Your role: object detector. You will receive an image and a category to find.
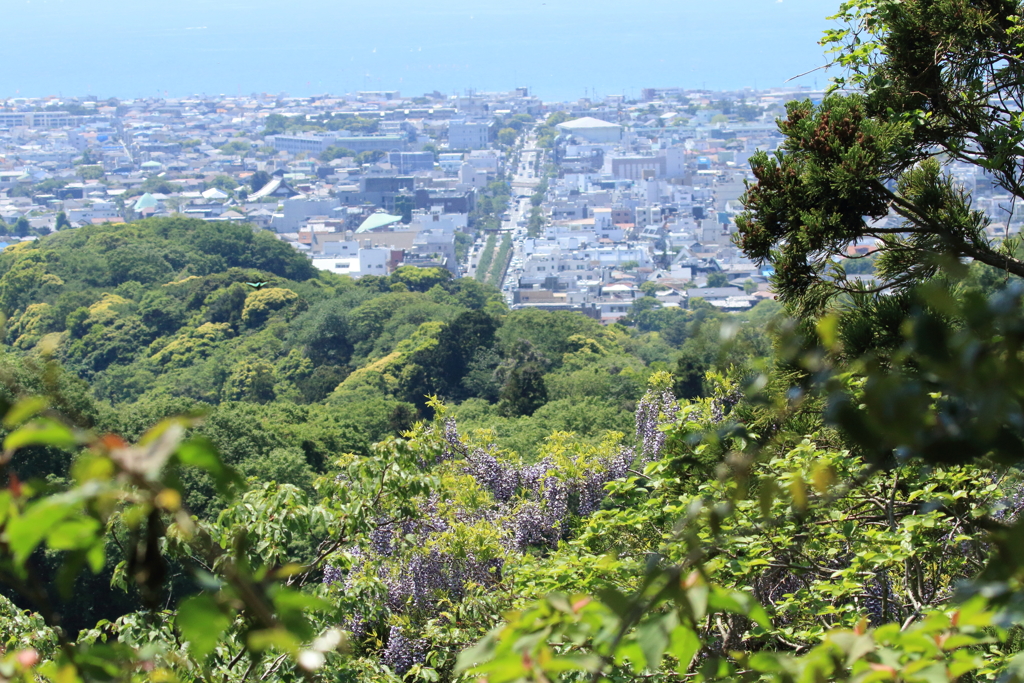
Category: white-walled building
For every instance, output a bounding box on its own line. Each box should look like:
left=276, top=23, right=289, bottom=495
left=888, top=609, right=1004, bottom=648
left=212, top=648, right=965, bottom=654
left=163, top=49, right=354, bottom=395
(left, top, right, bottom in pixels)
left=408, top=210, right=468, bottom=232
left=464, top=150, right=500, bottom=171
left=608, top=156, right=667, bottom=180
left=274, top=196, right=340, bottom=232
left=311, top=242, right=390, bottom=277
left=68, top=202, right=120, bottom=225
left=439, top=153, right=464, bottom=173
left=591, top=208, right=626, bottom=241
left=448, top=120, right=493, bottom=149
left=657, top=146, right=687, bottom=177
left=555, top=117, right=623, bottom=143
left=635, top=205, right=665, bottom=230
left=457, top=163, right=488, bottom=189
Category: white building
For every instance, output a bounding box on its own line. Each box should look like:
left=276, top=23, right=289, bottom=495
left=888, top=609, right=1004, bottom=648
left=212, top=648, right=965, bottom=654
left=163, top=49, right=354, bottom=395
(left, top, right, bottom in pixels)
left=68, top=202, right=120, bottom=225
left=591, top=208, right=626, bottom=241
left=0, top=112, right=84, bottom=129
left=608, top=156, right=667, bottom=180
left=635, top=206, right=665, bottom=230
left=311, top=242, right=390, bottom=277
left=265, top=133, right=338, bottom=156
left=439, top=153, right=464, bottom=173
left=555, top=117, right=623, bottom=143
left=268, top=133, right=407, bottom=155
left=457, top=162, right=488, bottom=189
left=408, top=210, right=468, bottom=232
left=274, top=196, right=340, bottom=232
left=464, top=150, right=500, bottom=171
left=448, top=120, right=493, bottom=150
left=578, top=283, right=643, bottom=324
left=657, top=146, right=687, bottom=177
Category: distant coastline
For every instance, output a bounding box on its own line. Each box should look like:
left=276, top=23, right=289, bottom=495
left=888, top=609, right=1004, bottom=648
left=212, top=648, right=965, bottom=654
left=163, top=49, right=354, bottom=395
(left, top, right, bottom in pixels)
left=1, top=0, right=832, bottom=101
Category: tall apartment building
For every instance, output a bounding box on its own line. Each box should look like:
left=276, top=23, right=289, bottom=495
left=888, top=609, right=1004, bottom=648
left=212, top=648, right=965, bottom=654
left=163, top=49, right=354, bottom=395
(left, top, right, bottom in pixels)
left=0, top=112, right=86, bottom=129
left=609, top=156, right=667, bottom=180
left=447, top=120, right=492, bottom=150
left=387, top=151, right=435, bottom=172
left=268, top=133, right=407, bottom=155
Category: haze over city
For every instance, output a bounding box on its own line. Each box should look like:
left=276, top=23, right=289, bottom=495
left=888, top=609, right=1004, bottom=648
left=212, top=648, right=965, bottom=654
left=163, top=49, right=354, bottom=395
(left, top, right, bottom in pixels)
left=3, top=0, right=834, bottom=99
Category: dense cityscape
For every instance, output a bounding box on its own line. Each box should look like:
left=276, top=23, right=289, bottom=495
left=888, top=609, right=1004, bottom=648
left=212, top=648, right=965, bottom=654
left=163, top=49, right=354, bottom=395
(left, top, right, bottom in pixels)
left=5, top=85, right=1018, bottom=321
left=1, top=86, right=839, bottom=318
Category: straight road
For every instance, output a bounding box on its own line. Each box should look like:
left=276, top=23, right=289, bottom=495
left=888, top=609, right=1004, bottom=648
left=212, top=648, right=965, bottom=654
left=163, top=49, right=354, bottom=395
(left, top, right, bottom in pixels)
left=499, top=131, right=544, bottom=304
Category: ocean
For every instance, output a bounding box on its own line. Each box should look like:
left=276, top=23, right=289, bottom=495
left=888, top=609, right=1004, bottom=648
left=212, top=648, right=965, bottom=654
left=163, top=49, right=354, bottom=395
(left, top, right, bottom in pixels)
left=2, top=0, right=836, bottom=100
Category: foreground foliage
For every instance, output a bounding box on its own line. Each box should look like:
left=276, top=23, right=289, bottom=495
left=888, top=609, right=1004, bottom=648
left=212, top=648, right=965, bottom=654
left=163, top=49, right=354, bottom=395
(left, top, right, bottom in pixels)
left=457, top=1, right=1024, bottom=682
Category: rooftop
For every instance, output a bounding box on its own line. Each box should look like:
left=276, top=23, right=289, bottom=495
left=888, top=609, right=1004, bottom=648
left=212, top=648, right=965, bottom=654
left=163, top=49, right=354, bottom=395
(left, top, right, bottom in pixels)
left=356, top=212, right=403, bottom=233
left=556, top=117, right=622, bottom=130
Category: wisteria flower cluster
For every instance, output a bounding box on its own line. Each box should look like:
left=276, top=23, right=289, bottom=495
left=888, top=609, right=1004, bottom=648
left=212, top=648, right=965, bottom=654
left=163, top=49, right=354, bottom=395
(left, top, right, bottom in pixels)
left=635, top=389, right=680, bottom=462
left=327, top=387, right=682, bottom=670
left=710, top=386, right=743, bottom=423
left=381, top=626, right=425, bottom=675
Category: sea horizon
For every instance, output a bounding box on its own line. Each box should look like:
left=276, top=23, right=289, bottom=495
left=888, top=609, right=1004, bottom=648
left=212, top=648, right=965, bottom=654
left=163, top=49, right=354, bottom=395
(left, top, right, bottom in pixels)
left=2, top=0, right=836, bottom=102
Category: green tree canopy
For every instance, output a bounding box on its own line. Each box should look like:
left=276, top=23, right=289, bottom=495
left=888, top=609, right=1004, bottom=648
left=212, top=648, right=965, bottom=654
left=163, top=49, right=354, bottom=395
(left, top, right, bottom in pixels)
left=497, top=127, right=519, bottom=146
left=206, top=174, right=239, bottom=192
left=319, top=146, right=356, bottom=163
left=248, top=170, right=272, bottom=192
left=13, top=216, right=30, bottom=238
left=737, top=0, right=1024, bottom=317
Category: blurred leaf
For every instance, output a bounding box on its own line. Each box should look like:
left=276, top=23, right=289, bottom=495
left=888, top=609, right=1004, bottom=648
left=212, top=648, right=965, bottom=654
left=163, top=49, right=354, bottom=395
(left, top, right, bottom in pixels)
left=790, top=474, right=808, bottom=514
left=3, top=397, right=48, bottom=430
left=175, top=437, right=242, bottom=498
left=46, top=517, right=101, bottom=551
left=635, top=615, right=671, bottom=673
left=248, top=628, right=300, bottom=655
left=110, top=421, right=184, bottom=478
left=4, top=419, right=79, bottom=452
left=7, top=499, right=76, bottom=565
left=669, top=624, right=700, bottom=674
left=176, top=594, right=231, bottom=661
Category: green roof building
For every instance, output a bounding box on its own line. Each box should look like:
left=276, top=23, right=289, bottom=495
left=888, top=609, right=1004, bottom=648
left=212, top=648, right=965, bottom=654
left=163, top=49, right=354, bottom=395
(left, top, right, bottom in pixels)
left=356, top=212, right=403, bottom=233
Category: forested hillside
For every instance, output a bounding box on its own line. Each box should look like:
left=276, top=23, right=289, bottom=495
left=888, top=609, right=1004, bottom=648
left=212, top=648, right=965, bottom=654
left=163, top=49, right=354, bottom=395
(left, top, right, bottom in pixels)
left=0, top=216, right=778, bottom=643
left=0, top=217, right=772, bottom=477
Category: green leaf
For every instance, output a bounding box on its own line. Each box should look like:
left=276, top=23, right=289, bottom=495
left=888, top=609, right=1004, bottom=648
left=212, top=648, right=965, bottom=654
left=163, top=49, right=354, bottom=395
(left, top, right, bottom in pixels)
left=616, top=641, right=647, bottom=674
left=269, top=588, right=330, bottom=642
left=686, top=581, right=709, bottom=621
left=947, top=656, right=983, bottom=679
left=708, top=588, right=770, bottom=627
left=903, top=661, right=949, bottom=683
left=471, top=652, right=527, bottom=683
left=596, top=586, right=633, bottom=619
left=0, top=490, right=12, bottom=527
left=748, top=651, right=785, bottom=674
left=3, top=397, right=48, bottom=429
left=546, top=594, right=573, bottom=614
left=544, top=654, right=602, bottom=673
left=177, top=594, right=231, bottom=661
left=456, top=630, right=498, bottom=673
left=7, top=500, right=77, bottom=566
left=46, top=517, right=102, bottom=550
left=86, top=540, right=105, bottom=573
left=4, top=418, right=79, bottom=452
left=176, top=437, right=242, bottom=498
left=669, top=624, right=701, bottom=674
left=991, top=651, right=1024, bottom=683
left=248, top=628, right=301, bottom=654
left=635, top=615, right=671, bottom=672
left=272, top=587, right=332, bottom=614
